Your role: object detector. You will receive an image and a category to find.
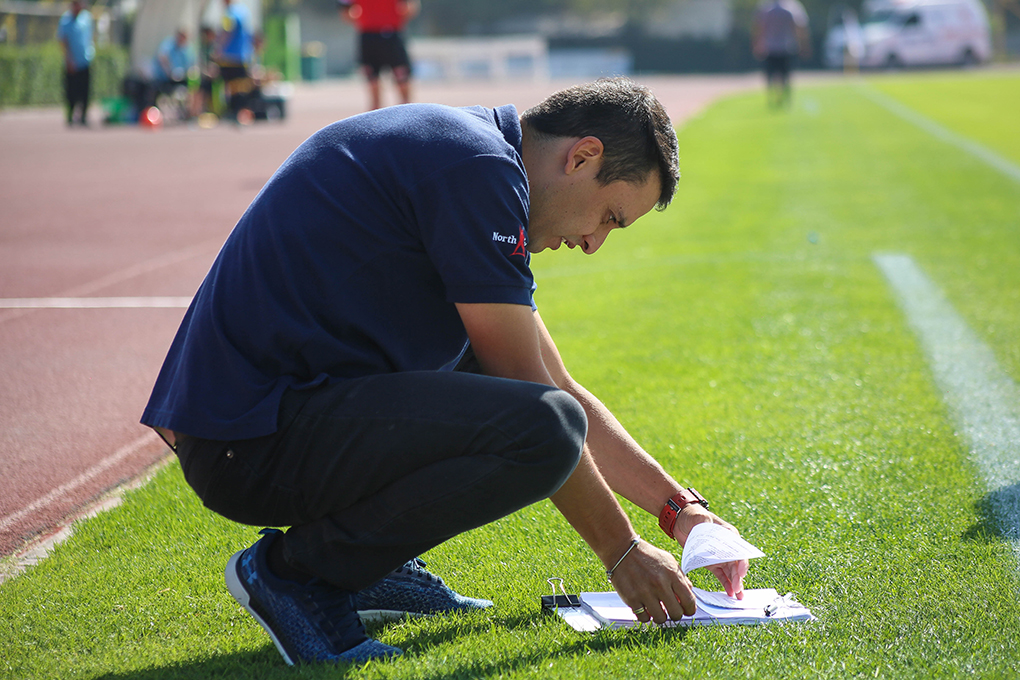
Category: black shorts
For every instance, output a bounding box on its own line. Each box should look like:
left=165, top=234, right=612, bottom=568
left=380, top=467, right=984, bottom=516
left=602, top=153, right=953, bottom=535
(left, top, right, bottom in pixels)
left=359, top=31, right=411, bottom=80
left=764, top=54, right=793, bottom=80
left=218, top=63, right=249, bottom=84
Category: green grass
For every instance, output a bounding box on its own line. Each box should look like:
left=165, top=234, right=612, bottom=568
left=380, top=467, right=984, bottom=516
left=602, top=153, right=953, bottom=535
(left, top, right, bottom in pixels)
left=3, top=71, right=1020, bottom=679
left=869, top=70, right=1020, bottom=165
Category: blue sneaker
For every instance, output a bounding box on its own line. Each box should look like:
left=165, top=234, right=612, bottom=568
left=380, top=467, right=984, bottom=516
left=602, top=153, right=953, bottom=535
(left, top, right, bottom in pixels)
left=225, top=530, right=401, bottom=665
left=355, top=557, right=494, bottom=623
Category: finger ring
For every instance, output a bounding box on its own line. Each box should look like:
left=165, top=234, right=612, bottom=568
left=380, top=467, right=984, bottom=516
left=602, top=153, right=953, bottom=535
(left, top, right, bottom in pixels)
left=633, top=606, right=646, bottom=615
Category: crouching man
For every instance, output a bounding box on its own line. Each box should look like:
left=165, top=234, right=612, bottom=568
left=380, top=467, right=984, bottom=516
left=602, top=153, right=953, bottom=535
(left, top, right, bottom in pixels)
left=142, top=77, right=748, bottom=664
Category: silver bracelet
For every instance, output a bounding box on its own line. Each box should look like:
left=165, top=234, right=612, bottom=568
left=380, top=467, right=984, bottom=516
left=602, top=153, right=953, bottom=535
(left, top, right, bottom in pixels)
left=606, top=536, right=641, bottom=581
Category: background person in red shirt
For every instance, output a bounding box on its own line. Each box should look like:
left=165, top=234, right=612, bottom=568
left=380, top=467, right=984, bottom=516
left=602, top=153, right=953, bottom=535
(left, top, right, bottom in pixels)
left=339, top=0, right=420, bottom=110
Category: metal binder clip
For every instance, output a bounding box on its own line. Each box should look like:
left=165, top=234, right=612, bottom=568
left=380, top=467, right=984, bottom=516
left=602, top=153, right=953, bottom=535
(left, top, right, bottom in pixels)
left=540, top=577, right=580, bottom=612
left=764, top=592, right=798, bottom=617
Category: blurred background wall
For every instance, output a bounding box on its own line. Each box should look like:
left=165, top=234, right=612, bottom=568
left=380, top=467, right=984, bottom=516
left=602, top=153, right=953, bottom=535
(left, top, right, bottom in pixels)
left=1, top=0, right=1018, bottom=93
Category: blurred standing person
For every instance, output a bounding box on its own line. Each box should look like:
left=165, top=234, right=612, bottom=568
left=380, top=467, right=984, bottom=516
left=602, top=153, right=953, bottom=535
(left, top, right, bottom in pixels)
left=57, top=0, right=95, bottom=127
left=338, top=0, right=419, bottom=110
left=216, top=0, right=254, bottom=117
left=840, top=8, right=864, bottom=74
left=193, top=26, right=220, bottom=116
left=752, top=0, right=810, bottom=108
left=153, top=28, right=195, bottom=88
left=151, top=28, right=196, bottom=121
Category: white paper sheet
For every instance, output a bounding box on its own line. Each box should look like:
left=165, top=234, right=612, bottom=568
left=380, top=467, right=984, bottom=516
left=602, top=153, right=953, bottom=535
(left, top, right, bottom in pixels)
left=547, top=524, right=815, bottom=631
left=679, top=522, right=765, bottom=575
left=693, top=586, right=778, bottom=610
left=576, top=589, right=814, bottom=628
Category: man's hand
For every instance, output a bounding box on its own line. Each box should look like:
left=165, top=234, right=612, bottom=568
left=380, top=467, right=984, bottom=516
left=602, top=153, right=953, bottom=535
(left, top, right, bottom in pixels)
left=609, top=540, right=696, bottom=624
left=672, top=503, right=749, bottom=599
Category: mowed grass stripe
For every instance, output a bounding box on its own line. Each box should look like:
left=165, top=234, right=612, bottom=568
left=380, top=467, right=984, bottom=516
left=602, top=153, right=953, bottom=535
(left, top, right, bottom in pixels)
left=2, top=77, right=1020, bottom=678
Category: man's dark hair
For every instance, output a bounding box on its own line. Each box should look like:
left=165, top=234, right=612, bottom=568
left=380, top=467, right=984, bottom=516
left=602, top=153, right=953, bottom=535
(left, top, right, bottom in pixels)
left=521, top=77, right=680, bottom=210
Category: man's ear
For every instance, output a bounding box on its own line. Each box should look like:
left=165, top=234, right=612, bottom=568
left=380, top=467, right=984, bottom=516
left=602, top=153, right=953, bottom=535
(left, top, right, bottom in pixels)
left=564, top=136, right=604, bottom=176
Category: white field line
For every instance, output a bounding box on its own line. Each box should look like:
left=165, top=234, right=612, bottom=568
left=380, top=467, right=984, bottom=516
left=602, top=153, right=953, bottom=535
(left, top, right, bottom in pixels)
left=0, top=238, right=219, bottom=324
left=859, top=86, right=1020, bottom=185
left=0, top=431, right=161, bottom=535
left=0, top=297, right=193, bottom=309
left=874, top=254, right=1020, bottom=557
left=0, top=450, right=172, bottom=585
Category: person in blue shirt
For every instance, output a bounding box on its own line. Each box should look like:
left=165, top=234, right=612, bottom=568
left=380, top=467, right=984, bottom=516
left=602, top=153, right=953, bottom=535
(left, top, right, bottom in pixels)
left=142, top=78, right=748, bottom=665
left=56, top=0, right=95, bottom=127
left=215, top=0, right=254, bottom=115
left=153, top=28, right=195, bottom=85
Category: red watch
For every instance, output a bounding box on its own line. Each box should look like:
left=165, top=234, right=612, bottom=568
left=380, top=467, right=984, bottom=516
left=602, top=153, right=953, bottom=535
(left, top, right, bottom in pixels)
left=658, top=488, right=709, bottom=539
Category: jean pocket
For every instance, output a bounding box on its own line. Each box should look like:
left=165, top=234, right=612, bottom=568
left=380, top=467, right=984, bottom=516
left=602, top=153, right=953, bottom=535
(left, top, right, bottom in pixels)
left=178, top=438, right=232, bottom=502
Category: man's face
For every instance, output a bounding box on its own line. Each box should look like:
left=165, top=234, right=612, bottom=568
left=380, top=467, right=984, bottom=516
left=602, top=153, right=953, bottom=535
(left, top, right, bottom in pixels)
left=527, top=167, right=660, bottom=255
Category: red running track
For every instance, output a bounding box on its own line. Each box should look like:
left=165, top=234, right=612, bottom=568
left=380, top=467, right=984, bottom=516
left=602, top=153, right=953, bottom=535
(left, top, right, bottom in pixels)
left=0, top=74, right=760, bottom=561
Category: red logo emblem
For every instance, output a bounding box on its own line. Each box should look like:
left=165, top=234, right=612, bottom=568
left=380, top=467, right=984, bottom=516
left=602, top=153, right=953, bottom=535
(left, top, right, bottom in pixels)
left=510, top=226, right=528, bottom=258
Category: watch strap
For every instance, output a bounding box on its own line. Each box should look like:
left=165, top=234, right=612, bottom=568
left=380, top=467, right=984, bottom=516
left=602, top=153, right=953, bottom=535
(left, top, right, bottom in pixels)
left=658, top=488, right=709, bottom=539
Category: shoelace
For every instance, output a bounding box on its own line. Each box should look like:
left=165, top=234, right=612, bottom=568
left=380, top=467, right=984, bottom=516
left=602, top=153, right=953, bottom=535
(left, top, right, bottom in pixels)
left=301, top=579, right=365, bottom=649
left=395, top=557, right=444, bottom=584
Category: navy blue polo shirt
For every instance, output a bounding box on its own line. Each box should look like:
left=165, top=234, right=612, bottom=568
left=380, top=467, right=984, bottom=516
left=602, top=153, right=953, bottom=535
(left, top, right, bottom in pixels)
left=142, top=103, right=533, bottom=441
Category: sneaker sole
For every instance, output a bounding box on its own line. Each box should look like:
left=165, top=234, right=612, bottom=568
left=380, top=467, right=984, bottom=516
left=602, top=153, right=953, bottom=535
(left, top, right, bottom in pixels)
left=357, top=608, right=423, bottom=625
left=225, top=550, right=296, bottom=666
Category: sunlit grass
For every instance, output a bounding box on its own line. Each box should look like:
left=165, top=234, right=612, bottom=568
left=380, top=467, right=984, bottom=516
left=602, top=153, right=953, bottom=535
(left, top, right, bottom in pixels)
left=869, top=69, right=1020, bottom=165
left=2, top=71, right=1019, bottom=679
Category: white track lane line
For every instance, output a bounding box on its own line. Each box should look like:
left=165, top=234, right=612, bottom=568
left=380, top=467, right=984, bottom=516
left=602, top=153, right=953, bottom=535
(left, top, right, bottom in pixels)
left=874, top=254, right=1020, bottom=557
left=0, top=239, right=219, bottom=324
left=0, top=297, right=193, bottom=309
left=0, top=431, right=161, bottom=534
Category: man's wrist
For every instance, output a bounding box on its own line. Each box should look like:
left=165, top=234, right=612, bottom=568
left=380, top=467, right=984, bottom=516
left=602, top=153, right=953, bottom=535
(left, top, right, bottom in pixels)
left=605, top=535, right=641, bottom=581
left=657, top=488, right=709, bottom=540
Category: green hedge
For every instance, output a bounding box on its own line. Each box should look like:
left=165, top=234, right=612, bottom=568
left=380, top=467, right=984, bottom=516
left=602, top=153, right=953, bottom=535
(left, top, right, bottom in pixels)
left=0, top=42, right=128, bottom=108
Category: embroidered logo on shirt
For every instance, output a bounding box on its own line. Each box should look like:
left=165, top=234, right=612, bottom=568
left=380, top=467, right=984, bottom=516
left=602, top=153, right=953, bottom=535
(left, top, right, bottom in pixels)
left=510, top=226, right=528, bottom=257
left=493, top=226, right=528, bottom=258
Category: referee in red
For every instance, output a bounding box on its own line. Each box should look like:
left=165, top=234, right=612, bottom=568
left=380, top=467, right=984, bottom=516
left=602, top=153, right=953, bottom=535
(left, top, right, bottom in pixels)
left=339, top=0, right=419, bottom=110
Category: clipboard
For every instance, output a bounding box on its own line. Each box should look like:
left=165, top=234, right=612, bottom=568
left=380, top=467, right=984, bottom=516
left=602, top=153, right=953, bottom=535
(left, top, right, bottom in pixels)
left=541, top=577, right=814, bottom=631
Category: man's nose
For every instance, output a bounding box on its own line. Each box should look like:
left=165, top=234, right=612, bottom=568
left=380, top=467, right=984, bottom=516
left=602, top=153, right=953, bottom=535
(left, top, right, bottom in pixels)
left=581, top=229, right=608, bottom=255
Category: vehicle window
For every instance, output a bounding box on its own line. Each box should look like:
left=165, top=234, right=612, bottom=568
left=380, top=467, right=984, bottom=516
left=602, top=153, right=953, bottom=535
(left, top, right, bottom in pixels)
left=863, top=10, right=904, bottom=27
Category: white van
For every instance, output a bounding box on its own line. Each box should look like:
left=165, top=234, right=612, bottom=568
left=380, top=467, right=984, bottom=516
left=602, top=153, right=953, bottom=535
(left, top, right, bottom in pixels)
left=825, top=0, right=991, bottom=69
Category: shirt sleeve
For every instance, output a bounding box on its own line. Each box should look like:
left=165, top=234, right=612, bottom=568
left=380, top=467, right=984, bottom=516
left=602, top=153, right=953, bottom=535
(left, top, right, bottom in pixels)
left=410, top=153, right=534, bottom=307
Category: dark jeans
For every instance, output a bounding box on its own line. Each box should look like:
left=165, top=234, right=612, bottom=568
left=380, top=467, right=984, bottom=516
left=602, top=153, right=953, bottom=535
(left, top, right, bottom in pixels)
left=64, top=66, right=90, bottom=124
left=175, top=368, right=586, bottom=591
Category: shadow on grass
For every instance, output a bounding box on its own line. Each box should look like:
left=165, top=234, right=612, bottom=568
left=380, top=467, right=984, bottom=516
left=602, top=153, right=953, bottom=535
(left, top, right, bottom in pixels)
left=91, top=612, right=688, bottom=680
left=92, top=649, right=302, bottom=680
left=962, top=482, right=1020, bottom=544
